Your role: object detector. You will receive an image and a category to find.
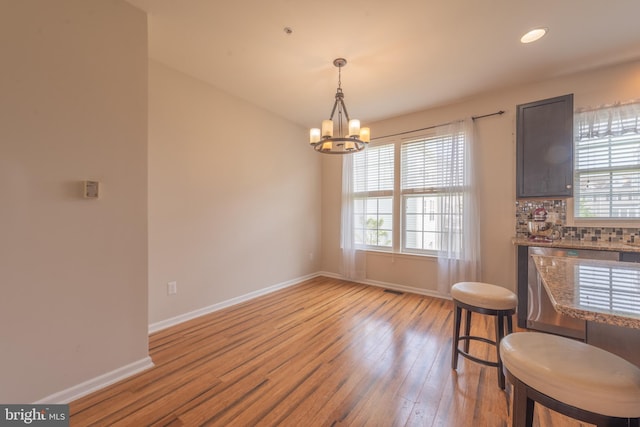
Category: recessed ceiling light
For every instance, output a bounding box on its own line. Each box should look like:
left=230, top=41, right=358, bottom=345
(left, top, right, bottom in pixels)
left=520, top=28, right=548, bottom=44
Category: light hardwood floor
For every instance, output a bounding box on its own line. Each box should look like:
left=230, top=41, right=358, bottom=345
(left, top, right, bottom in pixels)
left=70, top=276, right=591, bottom=426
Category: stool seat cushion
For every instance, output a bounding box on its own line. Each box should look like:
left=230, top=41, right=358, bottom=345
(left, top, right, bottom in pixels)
left=451, top=282, right=517, bottom=310
left=500, top=332, right=640, bottom=418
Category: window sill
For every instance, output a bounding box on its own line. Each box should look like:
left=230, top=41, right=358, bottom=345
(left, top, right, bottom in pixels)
left=568, top=218, right=640, bottom=228
left=355, top=248, right=438, bottom=261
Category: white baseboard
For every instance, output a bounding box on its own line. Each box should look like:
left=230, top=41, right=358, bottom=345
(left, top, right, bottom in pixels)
left=148, top=272, right=320, bottom=334
left=34, top=356, right=154, bottom=404
left=315, top=270, right=450, bottom=300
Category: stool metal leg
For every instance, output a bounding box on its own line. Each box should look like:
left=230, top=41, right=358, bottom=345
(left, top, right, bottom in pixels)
left=464, top=309, right=472, bottom=353
left=511, top=377, right=535, bottom=427
left=496, top=314, right=506, bottom=389
left=452, top=303, right=462, bottom=369
left=451, top=299, right=516, bottom=389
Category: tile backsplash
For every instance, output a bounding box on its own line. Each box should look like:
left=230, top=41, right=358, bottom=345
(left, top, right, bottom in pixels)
left=515, top=199, right=640, bottom=242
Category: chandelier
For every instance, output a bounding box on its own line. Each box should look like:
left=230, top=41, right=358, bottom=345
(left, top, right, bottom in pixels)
left=309, top=58, right=370, bottom=154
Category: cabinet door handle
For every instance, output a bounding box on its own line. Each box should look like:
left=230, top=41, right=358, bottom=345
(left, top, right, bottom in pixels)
left=566, top=184, right=572, bottom=189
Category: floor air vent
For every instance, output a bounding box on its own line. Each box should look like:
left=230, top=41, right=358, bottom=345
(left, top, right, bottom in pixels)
left=383, top=289, right=404, bottom=296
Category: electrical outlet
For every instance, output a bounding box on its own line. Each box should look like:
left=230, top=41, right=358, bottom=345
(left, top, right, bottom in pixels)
left=83, top=180, right=100, bottom=199
left=167, top=281, right=177, bottom=295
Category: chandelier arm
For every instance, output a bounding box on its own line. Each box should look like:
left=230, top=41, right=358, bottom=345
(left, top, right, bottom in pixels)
left=329, top=98, right=339, bottom=121
left=339, top=97, right=351, bottom=122
left=312, top=137, right=366, bottom=154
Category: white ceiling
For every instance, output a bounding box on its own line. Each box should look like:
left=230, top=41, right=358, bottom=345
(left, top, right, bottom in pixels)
left=126, top=0, right=640, bottom=128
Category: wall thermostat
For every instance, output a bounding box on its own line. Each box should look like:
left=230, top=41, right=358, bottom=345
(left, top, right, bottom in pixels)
left=83, top=180, right=100, bottom=199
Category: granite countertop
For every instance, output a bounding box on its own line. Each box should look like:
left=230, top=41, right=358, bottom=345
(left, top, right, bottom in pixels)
left=512, top=236, right=640, bottom=253
left=531, top=255, right=640, bottom=329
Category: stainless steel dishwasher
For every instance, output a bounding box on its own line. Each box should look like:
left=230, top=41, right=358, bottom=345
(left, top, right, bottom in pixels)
left=527, top=246, right=620, bottom=339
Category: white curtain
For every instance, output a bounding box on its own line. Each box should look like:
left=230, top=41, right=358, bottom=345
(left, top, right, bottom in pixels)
left=575, top=101, right=640, bottom=140
left=340, top=155, right=365, bottom=280
left=437, top=119, right=481, bottom=294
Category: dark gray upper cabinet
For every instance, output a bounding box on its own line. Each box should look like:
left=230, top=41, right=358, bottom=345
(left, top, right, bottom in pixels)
left=516, top=94, right=574, bottom=198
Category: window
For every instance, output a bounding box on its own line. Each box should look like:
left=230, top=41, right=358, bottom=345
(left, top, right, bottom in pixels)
left=401, top=133, right=465, bottom=254
left=350, top=123, right=467, bottom=256
left=352, top=144, right=394, bottom=248
left=574, top=103, right=640, bottom=219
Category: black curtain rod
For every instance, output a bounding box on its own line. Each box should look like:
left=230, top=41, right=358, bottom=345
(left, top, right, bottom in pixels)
left=371, top=110, right=505, bottom=140
left=471, top=110, right=505, bottom=121
left=371, top=123, right=451, bottom=140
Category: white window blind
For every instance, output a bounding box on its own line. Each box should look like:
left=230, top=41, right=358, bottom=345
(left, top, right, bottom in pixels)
left=575, top=103, right=640, bottom=219
left=401, top=133, right=464, bottom=253
left=353, top=144, right=394, bottom=248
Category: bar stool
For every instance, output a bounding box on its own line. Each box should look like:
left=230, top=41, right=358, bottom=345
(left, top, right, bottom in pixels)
left=451, top=281, right=517, bottom=389
left=501, top=332, right=640, bottom=427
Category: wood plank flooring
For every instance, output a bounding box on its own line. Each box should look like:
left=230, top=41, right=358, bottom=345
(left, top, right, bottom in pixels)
left=70, top=276, right=592, bottom=426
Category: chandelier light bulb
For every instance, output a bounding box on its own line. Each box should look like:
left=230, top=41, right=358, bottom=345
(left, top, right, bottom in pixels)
left=322, top=120, right=333, bottom=138
left=348, top=119, right=360, bottom=137
left=359, top=127, right=370, bottom=143
left=310, top=128, right=321, bottom=144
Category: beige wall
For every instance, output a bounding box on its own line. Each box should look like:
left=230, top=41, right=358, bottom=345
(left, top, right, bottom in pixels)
left=148, top=61, right=322, bottom=324
left=321, top=60, right=640, bottom=294
left=0, top=1, right=148, bottom=403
